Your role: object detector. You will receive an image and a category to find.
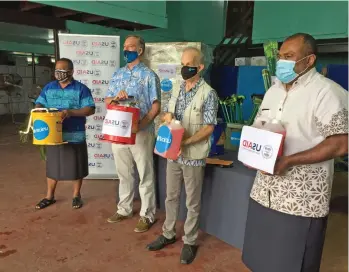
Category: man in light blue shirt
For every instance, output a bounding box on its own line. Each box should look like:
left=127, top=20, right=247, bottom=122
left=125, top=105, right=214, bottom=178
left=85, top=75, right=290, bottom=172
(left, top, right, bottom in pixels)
left=105, top=35, right=160, bottom=233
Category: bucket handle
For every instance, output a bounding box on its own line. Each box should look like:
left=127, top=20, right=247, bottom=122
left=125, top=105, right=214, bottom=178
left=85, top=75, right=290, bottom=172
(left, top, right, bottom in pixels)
left=110, top=96, right=135, bottom=105
left=31, top=107, right=59, bottom=113
left=19, top=114, right=33, bottom=135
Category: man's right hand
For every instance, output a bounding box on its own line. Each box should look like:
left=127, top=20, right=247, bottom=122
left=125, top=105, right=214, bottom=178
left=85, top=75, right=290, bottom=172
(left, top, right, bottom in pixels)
left=163, top=112, right=174, bottom=124
left=115, top=90, right=128, bottom=100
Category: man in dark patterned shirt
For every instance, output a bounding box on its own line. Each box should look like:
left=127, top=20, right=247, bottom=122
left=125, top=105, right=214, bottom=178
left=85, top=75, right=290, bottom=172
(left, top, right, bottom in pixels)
left=147, top=47, right=219, bottom=264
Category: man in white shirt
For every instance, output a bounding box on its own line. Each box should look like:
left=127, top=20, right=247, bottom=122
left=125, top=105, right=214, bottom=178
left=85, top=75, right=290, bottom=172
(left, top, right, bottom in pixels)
left=242, top=33, right=348, bottom=272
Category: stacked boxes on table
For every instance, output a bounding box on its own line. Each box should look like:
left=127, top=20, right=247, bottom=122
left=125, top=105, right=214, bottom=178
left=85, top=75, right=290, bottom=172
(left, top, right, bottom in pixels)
left=143, top=42, right=213, bottom=133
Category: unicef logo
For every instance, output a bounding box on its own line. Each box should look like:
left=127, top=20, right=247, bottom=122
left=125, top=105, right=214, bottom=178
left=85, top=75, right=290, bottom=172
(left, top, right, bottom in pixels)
left=230, top=131, right=241, bottom=147
left=160, top=79, right=173, bottom=92
left=33, top=120, right=49, bottom=140
left=155, top=126, right=172, bottom=153
left=262, top=145, right=273, bottom=159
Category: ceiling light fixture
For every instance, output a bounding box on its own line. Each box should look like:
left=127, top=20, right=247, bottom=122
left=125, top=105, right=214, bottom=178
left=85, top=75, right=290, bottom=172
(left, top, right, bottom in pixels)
left=48, top=39, right=55, bottom=44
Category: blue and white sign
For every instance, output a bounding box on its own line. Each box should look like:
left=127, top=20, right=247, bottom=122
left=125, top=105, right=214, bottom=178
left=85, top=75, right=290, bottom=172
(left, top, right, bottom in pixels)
left=33, top=120, right=50, bottom=140
left=230, top=131, right=241, bottom=146
left=155, top=125, right=172, bottom=153
left=160, top=78, right=173, bottom=92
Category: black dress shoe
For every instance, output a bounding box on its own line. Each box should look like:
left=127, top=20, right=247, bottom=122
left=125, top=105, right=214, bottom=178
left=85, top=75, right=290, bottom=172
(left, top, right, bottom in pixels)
left=146, top=235, right=176, bottom=251
left=180, top=244, right=198, bottom=264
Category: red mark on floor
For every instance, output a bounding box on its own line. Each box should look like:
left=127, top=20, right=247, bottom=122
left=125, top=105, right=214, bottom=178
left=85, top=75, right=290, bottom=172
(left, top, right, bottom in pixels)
left=155, top=251, right=167, bottom=258
left=76, top=215, right=87, bottom=224
left=104, top=238, right=111, bottom=242
left=30, top=216, right=42, bottom=222
left=98, top=209, right=110, bottom=218
left=137, top=235, right=148, bottom=241
left=154, top=251, right=180, bottom=258
left=0, top=232, right=12, bottom=235
left=0, top=249, right=17, bottom=258
left=57, top=257, right=68, bottom=263
left=0, top=245, right=7, bottom=249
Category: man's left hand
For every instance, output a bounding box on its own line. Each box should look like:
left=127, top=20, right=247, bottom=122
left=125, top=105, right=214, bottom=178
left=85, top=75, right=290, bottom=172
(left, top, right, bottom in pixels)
left=61, top=109, right=71, bottom=119
left=181, top=137, right=192, bottom=147
left=273, top=156, right=291, bottom=175
left=131, top=125, right=139, bottom=134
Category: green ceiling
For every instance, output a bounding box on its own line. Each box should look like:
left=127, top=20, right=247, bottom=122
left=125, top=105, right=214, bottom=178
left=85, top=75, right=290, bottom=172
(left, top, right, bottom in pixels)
left=0, top=22, right=54, bottom=54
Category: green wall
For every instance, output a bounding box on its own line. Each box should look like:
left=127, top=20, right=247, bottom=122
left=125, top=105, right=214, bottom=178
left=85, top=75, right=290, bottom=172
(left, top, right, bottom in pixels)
left=252, top=1, right=348, bottom=44
left=65, top=1, right=226, bottom=46
left=65, top=0, right=226, bottom=66
left=30, top=0, right=168, bottom=28
left=0, top=1, right=226, bottom=58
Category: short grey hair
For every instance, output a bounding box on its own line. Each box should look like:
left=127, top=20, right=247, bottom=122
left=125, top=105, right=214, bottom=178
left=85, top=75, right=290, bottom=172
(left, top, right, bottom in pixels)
left=125, top=34, right=145, bottom=56
left=183, top=47, right=205, bottom=66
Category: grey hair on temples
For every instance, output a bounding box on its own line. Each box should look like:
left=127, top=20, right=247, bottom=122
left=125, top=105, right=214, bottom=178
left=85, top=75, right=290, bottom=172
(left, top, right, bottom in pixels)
left=125, top=34, right=145, bottom=56
left=183, top=47, right=205, bottom=66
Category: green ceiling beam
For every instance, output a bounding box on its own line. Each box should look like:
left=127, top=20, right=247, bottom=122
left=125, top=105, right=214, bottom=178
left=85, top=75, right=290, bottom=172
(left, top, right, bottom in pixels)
left=0, top=40, right=54, bottom=55
left=30, top=0, right=168, bottom=29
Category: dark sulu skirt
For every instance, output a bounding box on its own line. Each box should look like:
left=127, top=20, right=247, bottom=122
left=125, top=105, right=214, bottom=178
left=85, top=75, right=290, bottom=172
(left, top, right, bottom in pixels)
left=242, top=198, right=328, bottom=272
left=46, top=142, right=89, bottom=181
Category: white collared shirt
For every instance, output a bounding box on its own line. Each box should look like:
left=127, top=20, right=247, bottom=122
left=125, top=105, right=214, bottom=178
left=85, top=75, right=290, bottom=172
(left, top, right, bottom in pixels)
left=250, top=68, right=348, bottom=218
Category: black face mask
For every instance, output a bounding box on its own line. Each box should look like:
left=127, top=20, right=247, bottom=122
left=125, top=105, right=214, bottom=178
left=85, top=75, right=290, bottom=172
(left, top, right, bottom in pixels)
left=181, top=66, right=198, bottom=80
left=55, top=70, right=72, bottom=82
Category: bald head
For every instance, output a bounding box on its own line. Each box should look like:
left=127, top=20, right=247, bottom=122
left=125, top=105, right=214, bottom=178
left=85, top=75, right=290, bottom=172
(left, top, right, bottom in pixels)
left=278, top=33, right=317, bottom=73
left=182, top=47, right=205, bottom=66
left=284, top=33, right=318, bottom=56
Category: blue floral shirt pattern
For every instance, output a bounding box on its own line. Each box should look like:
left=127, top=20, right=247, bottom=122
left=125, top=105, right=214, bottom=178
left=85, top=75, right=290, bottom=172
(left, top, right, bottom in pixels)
left=106, top=62, right=160, bottom=133
left=163, top=78, right=219, bottom=166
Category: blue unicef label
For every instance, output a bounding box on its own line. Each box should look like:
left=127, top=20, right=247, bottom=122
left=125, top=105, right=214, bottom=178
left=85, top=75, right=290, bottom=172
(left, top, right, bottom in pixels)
left=155, top=125, right=172, bottom=153
left=160, top=79, right=173, bottom=92
left=33, top=120, right=50, bottom=140
left=230, top=131, right=241, bottom=146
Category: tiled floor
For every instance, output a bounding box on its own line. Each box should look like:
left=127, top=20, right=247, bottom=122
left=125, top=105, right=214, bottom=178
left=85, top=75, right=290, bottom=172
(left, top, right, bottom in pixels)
left=0, top=121, right=347, bottom=272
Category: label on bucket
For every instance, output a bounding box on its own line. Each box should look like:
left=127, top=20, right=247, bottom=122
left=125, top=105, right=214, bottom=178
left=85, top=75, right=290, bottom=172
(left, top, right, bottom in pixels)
left=102, top=110, right=133, bottom=137
left=33, top=120, right=50, bottom=140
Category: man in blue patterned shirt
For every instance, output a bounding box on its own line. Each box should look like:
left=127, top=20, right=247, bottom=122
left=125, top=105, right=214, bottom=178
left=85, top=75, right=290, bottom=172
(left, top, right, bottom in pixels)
left=147, top=47, right=219, bottom=264
left=35, top=58, right=95, bottom=210
left=105, top=35, right=160, bottom=233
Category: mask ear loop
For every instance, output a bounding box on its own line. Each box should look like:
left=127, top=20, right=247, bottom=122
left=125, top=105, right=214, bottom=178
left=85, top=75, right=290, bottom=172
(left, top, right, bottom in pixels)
left=295, top=54, right=314, bottom=77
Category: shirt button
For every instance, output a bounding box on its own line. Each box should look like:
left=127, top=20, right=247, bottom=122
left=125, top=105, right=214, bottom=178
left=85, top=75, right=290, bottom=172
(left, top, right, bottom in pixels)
left=279, top=108, right=282, bottom=111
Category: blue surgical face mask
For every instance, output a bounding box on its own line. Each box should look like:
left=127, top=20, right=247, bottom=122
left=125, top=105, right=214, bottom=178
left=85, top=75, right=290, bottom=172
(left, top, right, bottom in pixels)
left=275, top=55, right=310, bottom=84
left=123, top=50, right=139, bottom=63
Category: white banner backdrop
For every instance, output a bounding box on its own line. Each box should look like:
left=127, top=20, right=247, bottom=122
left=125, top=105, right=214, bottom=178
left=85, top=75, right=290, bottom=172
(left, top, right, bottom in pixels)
left=58, top=33, right=120, bottom=179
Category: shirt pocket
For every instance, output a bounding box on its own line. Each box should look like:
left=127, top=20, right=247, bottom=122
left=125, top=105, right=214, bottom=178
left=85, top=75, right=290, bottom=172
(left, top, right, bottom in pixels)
left=190, top=107, right=203, bottom=125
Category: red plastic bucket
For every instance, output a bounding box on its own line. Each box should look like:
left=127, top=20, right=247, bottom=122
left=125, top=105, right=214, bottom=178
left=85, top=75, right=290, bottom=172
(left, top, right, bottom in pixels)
left=101, top=103, right=140, bottom=145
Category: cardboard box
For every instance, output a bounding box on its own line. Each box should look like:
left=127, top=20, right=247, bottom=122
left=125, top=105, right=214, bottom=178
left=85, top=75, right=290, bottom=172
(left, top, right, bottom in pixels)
left=235, top=57, right=251, bottom=66
left=238, top=126, right=283, bottom=174
left=251, top=56, right=267, bottom=66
